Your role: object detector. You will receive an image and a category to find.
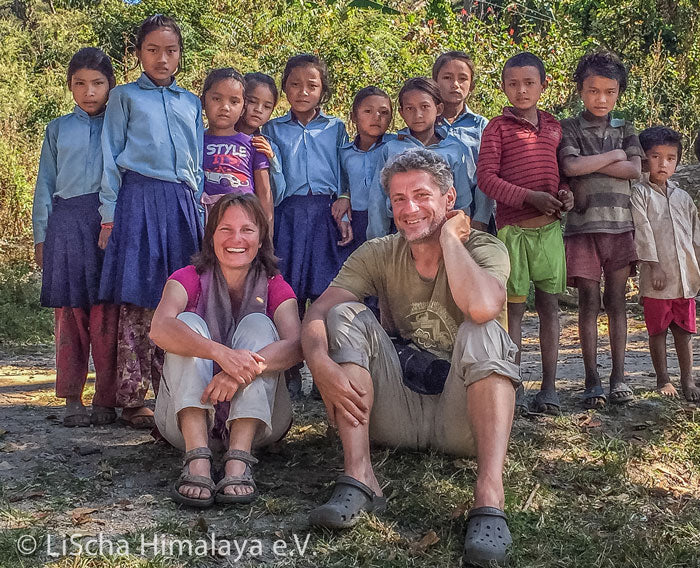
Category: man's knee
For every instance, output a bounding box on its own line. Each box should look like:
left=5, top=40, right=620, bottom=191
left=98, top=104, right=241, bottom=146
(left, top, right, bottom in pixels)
left=453, top=319, right=520, bottom=388
left=326, top=301, right=377, bottom=341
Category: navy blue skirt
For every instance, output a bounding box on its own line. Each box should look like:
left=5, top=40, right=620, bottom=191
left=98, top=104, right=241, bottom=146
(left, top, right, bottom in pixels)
left=99, top=171, right=202, bottom=309
left=41, top=193, right=104, bottom=309
left=273, top=194, right=342, bottom=302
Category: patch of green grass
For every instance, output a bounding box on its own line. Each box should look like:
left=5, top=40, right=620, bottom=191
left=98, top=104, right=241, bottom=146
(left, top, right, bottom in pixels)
left=0, top=260, right=53, bottom=345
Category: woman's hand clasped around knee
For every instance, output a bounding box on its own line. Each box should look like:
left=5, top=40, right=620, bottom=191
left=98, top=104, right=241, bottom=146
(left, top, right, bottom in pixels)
left=200, top=346, right=266, bottom=404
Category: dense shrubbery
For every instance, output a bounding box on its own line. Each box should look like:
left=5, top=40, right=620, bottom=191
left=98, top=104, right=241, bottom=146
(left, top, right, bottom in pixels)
left=1, top=0, right=699, bottom=247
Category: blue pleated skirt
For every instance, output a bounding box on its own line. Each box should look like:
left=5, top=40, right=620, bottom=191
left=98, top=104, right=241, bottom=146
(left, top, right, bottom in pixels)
left=99, top=171, right=203, bottom=309
left=273, top=194, right=342, bottom=302
left=41, top=193, right=103, bottom=309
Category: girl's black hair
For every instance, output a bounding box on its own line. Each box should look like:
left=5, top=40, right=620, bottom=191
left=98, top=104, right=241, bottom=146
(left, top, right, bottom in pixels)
left=281, top=54, right=331, bottom=106
left=67, top=47, right=116, bottom=88
left=351, top=86, right=392, bottom=116
left=398, top=77, right=443, bottom=107
left=432, top=51, right=476, bottom=91
left=201, top=67, right=246, bottom=104
left=573, top=50, right=628, bottom=93
left=639, top=126, right=683, bottom=162
left=135, top=14, right=183, bottom=51
left=695, top=131, right=700, bottom=162
left=244, top=72, right=279, bottom=106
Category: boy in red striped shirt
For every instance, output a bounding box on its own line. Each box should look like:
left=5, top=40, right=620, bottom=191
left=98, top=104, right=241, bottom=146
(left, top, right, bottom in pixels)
left=478, top=52, right=573, bottom=414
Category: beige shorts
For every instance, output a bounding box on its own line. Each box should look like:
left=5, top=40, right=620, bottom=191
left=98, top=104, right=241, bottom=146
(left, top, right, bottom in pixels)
left=326, top=302, right=520, bottom=457
left=154, top=312, right=292, bottom=451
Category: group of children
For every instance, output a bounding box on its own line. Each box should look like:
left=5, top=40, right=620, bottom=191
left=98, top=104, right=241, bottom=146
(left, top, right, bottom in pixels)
left=32, top=13, right=700, bottom=429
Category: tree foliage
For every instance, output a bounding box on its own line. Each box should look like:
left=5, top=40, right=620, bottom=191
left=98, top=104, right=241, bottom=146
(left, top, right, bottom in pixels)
left=1, top=0, right=699, bottom=244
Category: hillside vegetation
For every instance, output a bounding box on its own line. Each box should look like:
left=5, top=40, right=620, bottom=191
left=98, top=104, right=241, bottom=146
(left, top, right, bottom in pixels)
left=1, top=0, right=699, bottom=250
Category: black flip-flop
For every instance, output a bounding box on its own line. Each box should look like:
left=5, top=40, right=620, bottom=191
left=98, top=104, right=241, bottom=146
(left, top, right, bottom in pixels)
left=530, top=389, right=561, bottom=415
left=609, top=382, right=634, bottom=404
left=582, top=384, right=607, bottom=409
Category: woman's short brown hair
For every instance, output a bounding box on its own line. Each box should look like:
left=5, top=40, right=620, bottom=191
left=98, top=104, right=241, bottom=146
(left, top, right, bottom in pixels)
left=192, top=194, right=279, bottom=277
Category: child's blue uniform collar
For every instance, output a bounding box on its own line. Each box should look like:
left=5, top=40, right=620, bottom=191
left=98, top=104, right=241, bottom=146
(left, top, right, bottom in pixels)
left=72, top=105, right=105, bottom=120
left=396, top=124, right=448, bottom=146
left=136, top=72, right=186, bottom=93
left=341, top=132, right=392, bottom=152
left=278, top=109, right=332, bottom=124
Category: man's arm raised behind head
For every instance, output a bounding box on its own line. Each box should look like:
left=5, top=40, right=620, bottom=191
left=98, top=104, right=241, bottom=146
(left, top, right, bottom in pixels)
left=439, top=211, right=507, bottom=324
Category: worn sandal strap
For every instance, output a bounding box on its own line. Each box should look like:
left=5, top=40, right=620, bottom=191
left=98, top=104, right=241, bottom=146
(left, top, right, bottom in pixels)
left=215, top=475, right=257, bottom=492
left=182, top=447, right=213, bottom=466
left=177, top=473, right=216, bottom=491
left=467, top=506, right=508, bottom=521
left=222, top=448, right=258, bottom=466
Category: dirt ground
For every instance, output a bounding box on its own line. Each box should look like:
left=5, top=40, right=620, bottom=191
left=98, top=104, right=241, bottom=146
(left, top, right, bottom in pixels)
left=0, top=309, right=698, bottom=566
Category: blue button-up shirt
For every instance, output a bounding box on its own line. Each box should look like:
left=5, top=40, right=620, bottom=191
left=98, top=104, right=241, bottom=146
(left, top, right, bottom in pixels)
left=33, top=106, right=104, bottom=244
left=367, top=127, right=473, bottom=239
left=340, top=133, right=397, bottom=212
left=262, top=111, right=348, bottom=202
left=100, top=73, right=203, bottom=223
left=438, top=105, right=494, bottom=227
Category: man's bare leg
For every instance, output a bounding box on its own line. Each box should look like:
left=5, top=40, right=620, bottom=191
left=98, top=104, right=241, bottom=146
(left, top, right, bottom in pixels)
left=467, top=374, right=515, bottom=509
left=334, top=362, right=382, bottom=496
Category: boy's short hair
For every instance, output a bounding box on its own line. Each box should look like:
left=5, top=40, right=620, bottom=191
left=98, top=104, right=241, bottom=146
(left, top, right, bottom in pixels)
left=573, top=51, right=628, bottom=93
left=639, top=126, right=683, bottom=161
left=67, top=47, right=116, bottom=88
left=432, top=51, right=476, bottom=90
left=502, top=52, right=546, bottom=83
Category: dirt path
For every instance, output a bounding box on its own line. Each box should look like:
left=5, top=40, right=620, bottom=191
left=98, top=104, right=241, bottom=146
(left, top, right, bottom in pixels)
left=0, top=310, right=698, bottom=566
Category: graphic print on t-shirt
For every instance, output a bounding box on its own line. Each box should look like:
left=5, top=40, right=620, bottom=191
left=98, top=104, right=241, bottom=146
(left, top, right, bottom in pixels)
left=406, top=300, right=458, bottom=357
left=204, top=141, right=253, bottom=194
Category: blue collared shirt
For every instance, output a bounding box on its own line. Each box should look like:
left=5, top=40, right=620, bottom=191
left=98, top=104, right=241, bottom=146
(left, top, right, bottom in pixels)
left=262, top=111, right=348, bottom=201
left=100, top=73, right=204, bottom=223
left=367, top=127, right=473, bottom=239
left=438, top=105, right=494, bottom=227
left=33, top=106, right=105, bottom=244
left=340, top=133, right=397, bottom=212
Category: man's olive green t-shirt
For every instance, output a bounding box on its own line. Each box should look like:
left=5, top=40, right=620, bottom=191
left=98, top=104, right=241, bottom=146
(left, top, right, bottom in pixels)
left=330, top=230, right=510, bottom=359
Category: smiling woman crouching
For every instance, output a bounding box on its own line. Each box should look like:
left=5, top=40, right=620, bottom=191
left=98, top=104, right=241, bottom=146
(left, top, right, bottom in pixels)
left=150, top=193, right=302, bottom=508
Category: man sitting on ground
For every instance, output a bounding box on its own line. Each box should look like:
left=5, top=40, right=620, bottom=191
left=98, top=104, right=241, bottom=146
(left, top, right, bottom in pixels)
left=301, top=149, right=520, bottom=567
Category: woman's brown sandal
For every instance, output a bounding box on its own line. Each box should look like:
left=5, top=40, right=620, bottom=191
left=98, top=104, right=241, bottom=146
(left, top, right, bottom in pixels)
left=172, top=447, right=216, bottom=508
left=215, top=449, right=259, bottom=505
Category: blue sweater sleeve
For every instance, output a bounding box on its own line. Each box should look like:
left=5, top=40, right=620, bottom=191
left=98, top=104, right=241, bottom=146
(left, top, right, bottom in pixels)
left=32, top=121, right=59, bottom=244
left=100, top=88, right=129, bottom=224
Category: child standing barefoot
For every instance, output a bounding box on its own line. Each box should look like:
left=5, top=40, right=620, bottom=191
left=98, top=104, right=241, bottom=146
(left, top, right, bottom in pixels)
left=33, top=48, right=119, bottom=427
left=99, top=15, right=203, bottom=428
left=631, top=127, right=700, bottom=402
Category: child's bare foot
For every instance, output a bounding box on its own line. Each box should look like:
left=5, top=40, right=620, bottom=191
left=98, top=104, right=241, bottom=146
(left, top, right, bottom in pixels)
left=656, top=382, right=678, bottom=397
left=681, top=381, right=700, bottom=402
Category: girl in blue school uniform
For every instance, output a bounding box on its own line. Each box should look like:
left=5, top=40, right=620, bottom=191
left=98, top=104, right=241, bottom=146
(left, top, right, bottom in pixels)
left=99, top=15, right=203, bottom=428
left=332, top=86, right=395, bottom=262
left=33, top=47, right=120, bottom=429
left=432, top=51, right=494, bottom=233
left=366, top=77, right=474, bottom=239
left=261, top=54, right=348, bottom=310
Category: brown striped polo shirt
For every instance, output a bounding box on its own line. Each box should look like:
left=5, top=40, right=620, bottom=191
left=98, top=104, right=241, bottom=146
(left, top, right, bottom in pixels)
left=558, top=113, right=645, bottom=236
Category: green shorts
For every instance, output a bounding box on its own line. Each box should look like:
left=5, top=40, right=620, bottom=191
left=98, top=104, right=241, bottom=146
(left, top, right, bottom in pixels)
left=497, top=220, right=566, bottom=303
